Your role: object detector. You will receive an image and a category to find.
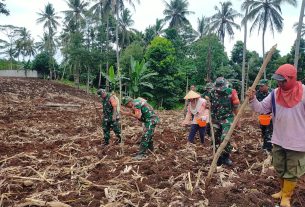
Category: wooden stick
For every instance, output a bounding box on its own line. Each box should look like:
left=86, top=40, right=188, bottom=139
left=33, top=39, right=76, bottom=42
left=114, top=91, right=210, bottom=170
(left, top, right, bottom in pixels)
left=205, top=96, right=216, bottom=156
left=92, top=101, right=102, bottom=125
left=44, top=103, right=81, bottom=107
left=209, top=115, right=216, bottom=155
left=206, top=44, right=277, bottom=185
left=0, top=152, right=24, bottom=163
left=27, top=166, right=53, bottom=185
left=16, top=198, right=71, bottom=207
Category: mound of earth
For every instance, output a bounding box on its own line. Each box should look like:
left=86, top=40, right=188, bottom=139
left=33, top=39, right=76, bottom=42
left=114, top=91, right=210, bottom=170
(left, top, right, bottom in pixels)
left=0, top=77, right=304, bottom=207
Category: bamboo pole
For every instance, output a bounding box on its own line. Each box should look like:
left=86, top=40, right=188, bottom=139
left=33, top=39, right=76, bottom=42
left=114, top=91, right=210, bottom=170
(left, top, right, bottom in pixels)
left=206, top=44, right=277, bottom=185
left=205, top=96, right=215, bottom=155
left=209, top=113, right=216, bottom=156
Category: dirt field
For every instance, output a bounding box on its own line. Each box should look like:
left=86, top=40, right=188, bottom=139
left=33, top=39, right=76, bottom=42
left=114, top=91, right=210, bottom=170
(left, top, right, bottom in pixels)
left=0, top=77, right=304, bottom=207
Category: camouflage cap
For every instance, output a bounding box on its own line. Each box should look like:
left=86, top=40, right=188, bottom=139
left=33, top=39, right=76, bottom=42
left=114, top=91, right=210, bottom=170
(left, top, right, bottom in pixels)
left=122, top=96, right=133, bottom=106
left=257, top=79, right=268, bottom=86
left=214, top=77, right=227, bottom=91
left=97, top=88, right=106, bottom=96
left=205, top=82, right=214, bottom=89
left=133, top=98, right=147, bottom=109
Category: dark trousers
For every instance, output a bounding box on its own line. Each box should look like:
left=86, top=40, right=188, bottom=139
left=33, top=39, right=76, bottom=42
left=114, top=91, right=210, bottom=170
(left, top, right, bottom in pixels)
left=260, top=121, right=273, bottom=151
left=188, top=124, right=206, bottom=144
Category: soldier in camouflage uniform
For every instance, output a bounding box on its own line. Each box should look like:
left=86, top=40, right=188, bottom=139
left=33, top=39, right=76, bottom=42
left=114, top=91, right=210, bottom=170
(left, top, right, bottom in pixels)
left=97, top=89, right=121, bottom=145
left=202, top=82, right=214, bottom=99
left=202, top=82, right=214, bottom=137
left=256, top=79, right=273, bottom=152
left=121, top=97, right=159, bottom=159
left=209, top=77, right=240, bottom=166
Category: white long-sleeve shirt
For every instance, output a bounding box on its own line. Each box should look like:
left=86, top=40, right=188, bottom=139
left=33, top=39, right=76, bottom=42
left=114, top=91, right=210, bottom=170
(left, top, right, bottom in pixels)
left=250, top=85, right=305, bottom=152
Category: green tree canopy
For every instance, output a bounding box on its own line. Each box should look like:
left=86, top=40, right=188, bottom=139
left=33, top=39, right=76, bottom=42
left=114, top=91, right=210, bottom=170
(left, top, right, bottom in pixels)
left=192, top=34, right=228, bottom=83
left=145, top=36, right=178, bottom=109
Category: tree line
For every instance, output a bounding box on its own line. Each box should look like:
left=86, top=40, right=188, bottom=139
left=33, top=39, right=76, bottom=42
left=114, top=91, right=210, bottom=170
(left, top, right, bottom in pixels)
left=0, top=0, right=305, bottom=109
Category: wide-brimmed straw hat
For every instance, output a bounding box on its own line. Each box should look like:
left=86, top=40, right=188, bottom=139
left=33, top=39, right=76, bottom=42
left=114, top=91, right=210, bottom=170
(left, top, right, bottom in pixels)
left=184, top=90, right=201, bottom=100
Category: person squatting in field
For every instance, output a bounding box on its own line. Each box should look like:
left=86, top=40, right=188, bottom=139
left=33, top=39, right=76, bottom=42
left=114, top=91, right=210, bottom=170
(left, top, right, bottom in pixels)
left=121, top=97, right=159, bottom=159
left=247, top=64, right=305, bottom=207
left=181, top=90, right=209, bottom=144
left=97, top=89, right=122, bottom=146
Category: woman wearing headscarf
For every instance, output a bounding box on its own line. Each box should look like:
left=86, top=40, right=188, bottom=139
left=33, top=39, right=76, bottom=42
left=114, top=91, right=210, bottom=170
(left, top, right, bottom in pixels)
left=182, top=90, right=209, bottom=144
left=247, top=64, right=305, bottom=207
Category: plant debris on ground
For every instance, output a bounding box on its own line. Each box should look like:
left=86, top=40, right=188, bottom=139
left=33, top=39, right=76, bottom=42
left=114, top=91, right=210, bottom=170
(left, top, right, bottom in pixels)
left=1, top=77, right=305, bottom=207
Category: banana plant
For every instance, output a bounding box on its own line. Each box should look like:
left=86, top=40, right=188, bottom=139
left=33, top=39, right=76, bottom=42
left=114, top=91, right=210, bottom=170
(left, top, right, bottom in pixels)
left=128, top=56, right=158, bottom=98
left=102, top=65, right=124, bottom=92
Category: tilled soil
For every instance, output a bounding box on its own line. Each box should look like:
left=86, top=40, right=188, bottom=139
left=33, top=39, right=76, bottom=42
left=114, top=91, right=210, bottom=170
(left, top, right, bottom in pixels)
left=0, top=77, right=304, bottom=207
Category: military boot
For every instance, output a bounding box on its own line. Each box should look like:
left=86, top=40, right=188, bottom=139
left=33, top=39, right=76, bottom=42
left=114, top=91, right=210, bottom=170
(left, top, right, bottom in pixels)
left=102, top=140, right=109, bottom=146
left=114, top=137, right=122, bottom=145
left=222, top=153, right=233, bottom=166
left=148, top=141, right=154, bottom=152
left=217, top=155, right=224, bottom=166
left=133, top=145, right=147, bottom=160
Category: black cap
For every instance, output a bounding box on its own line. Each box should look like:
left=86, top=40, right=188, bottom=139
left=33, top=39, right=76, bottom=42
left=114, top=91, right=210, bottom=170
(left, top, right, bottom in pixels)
left=272, top=74, right=286, bottom=81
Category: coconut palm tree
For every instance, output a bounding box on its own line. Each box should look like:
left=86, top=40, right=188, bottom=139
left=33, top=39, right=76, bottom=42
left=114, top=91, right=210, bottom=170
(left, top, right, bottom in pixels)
left=119, top=8, right=134, bottom=49
left=0, top=25, right=20, bottom=69
left=242, top=0, right=297, bottom=60
left=197, top=16, right=210, bottom=39
left=154, top=18, right=165, bottom=36
left=293, top=21, right=305, bottom=37
left=62, top=0, right=89, bottom=31
left=0, top=1, right=9, bottom=16
left=242, top=0, right=297, bottom=78
left=15, top=27, right=32, bottom=61
left=24, top=38, right=36, bottom=61
left=37, top=3, right=60, bottom=35
left=209, top=1, right=241, bottom=45
left=144, top=18, right=165, bottom=44
left=163, top=0, right=194, bottom=29
left=90, top=0, right=114, bottom=88
left=0, top=39, right=16, bottom=69
left=294, top=0, right=305, bottom=69
left=62, top=0, right=89, bottom=84
left=37, top=3, right=60, bottom=79
left=110, top=0, right=140, bottom=100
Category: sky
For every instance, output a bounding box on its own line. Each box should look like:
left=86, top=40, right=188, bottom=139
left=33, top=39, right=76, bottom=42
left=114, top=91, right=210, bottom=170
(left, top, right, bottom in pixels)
left=0, top=0, right=302, bottom=59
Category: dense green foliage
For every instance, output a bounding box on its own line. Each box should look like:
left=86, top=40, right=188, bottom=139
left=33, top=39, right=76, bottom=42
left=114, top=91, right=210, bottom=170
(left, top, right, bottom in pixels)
left=0, top=0, right=303, bottom=109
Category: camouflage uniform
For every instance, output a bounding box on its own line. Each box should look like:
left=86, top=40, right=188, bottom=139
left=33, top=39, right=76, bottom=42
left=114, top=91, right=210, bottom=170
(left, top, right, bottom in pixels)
left=202, top=83, right=214, bottom=137
left=100, top=92, right=121, bottom=145
left=256, top=79, right=273, bottom=151
left=133, top=98, right=160, bottom=155
left=209, top=77, right=240, bottom=165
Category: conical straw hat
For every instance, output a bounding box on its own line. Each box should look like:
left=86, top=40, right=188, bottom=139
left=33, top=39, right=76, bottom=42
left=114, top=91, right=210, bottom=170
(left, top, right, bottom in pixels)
left=184, top=90, right=201, bottom=100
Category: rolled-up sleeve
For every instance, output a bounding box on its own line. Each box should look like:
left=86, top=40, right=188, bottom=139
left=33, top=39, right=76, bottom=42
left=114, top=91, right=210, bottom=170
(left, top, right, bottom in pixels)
left=249, top=94, right=272, bottom=114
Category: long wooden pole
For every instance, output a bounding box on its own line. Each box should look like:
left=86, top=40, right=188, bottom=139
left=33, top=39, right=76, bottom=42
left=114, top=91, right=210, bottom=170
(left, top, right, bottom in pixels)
left=206, top=44, right=277, bottom=185
left=205, top=96, right=215, bottom=155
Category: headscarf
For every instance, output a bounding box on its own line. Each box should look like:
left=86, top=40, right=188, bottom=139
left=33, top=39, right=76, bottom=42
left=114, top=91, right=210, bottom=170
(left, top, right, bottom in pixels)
left=274, top=64, right=303, bottom=108
left=190, top=98, right=205, bottom=115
